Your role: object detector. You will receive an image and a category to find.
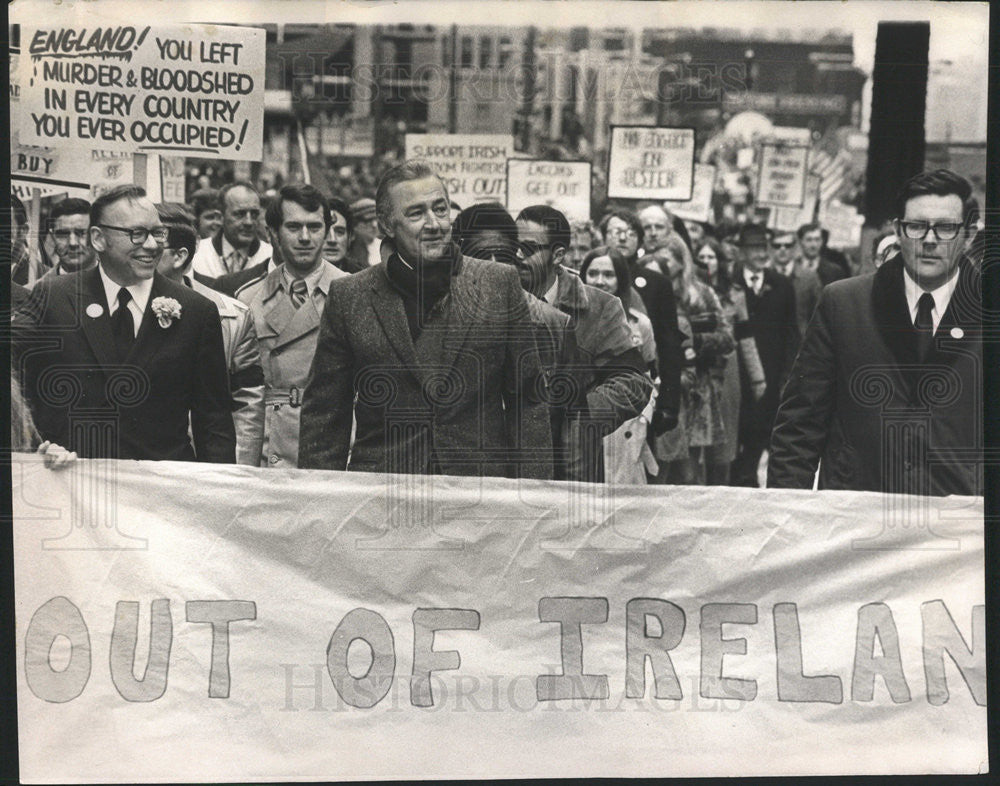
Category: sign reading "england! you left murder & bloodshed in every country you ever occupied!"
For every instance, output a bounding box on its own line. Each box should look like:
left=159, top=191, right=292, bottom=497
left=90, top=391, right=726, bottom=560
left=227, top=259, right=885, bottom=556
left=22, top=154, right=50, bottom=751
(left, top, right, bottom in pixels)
left=19, top=24, right=265, bottom=161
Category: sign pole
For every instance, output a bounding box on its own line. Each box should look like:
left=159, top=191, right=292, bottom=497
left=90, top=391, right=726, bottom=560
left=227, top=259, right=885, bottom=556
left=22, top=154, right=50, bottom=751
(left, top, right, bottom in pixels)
left=133, top=152, right=148, bottom=192
left=27, top=188, right=42, bottom=284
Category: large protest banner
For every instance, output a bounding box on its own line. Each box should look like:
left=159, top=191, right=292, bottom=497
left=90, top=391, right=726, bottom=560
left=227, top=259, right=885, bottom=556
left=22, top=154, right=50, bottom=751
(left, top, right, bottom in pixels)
left=607, top=126, right=695, bottom=201
left=506, top=159, right=592, bottom=222
left=13, top=456, right=985, bottom=781
left=18, top=24, right=265, bottom=160
left=405, top=134, right=513, bottom=205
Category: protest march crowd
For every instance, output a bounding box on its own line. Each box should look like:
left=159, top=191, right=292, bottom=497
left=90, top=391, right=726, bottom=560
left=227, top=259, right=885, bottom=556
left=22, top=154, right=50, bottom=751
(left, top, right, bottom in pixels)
left=10, top=155, right=983, bottom=498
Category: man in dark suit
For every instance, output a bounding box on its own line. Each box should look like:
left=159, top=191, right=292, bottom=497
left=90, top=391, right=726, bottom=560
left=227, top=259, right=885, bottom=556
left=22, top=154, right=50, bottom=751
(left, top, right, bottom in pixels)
left=730, top=224, right=800, bottom=487
left=769, top=169, right=981, bottom=496
left=299, top=160, right=552, bottom=478
left=797, top=222, right=848, bottom=287
left=13, top=185, right=235, bottom=462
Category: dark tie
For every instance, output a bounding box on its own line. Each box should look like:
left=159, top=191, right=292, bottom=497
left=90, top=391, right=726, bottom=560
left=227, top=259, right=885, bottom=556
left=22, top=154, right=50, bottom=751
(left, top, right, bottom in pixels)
left=290, top=278, right=308, bottom=309
left=914, top=292, right=935, bottom=362
left=112, top=288, right=135, bottom=361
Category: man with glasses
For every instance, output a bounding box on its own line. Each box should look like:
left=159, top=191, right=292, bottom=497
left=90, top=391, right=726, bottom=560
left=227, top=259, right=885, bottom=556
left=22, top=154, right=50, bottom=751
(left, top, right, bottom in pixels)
left=192, top=180, right=273, bottom=279
left=769, top=169, right=981, bottom=496
left=13, top=184, right=235, bottom=462
left=769, top=229, right=821, bottom=339
left=32, top=198, right=97, bottom=285
left=516, top=205, right=653, bottom=483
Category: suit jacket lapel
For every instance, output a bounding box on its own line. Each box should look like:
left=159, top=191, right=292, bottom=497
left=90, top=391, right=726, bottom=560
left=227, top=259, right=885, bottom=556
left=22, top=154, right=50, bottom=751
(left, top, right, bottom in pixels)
left=871, top=256, right=918, bottom=366
left=257, top=269, right=296, bottom=340
left=78, top=267, right=120, bottom=372
left=929, top=257, right=981, bottom=365
left=426, top=260, right=476, bottom=378
left=369, top=267, right=423, bottom=384
left=125, top=274, right=170, bottom=368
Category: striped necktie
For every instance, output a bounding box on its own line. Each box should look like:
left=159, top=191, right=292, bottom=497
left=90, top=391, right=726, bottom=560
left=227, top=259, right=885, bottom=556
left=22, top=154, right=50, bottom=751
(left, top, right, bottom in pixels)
left=290, top=278, right=308, bottom=309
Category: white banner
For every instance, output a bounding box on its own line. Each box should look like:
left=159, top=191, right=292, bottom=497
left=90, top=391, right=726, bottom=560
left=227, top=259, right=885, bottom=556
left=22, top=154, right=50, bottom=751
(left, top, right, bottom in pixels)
left=19, top=24, right=265, bottom=160
left=405, top=133, right=513, bottom=206
left=13, top=456, right=986, bottom=781
left=607, top=126, right=695, bottom=201
left=506, top=159, right=591, bottom=223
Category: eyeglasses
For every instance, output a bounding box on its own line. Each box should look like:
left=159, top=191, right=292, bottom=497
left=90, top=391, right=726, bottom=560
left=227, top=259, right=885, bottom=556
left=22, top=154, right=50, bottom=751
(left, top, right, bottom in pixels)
left=771, top=241, right=795, bottom=249
left=516, top=240, right=550, bottom=260
left=897, top=220, right=965, bottom=241
left=52, top=229, right=88, bottom=241
left=98, top=224, right=169, bottom=244
left=608, top=227, right=638, bottom=239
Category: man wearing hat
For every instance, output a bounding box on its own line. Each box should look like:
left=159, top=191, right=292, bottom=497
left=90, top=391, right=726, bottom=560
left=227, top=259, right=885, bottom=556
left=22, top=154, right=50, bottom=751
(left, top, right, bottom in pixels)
left=344, top=197, right=382, bottom=271
left=730, top=222, right=799, bottom=487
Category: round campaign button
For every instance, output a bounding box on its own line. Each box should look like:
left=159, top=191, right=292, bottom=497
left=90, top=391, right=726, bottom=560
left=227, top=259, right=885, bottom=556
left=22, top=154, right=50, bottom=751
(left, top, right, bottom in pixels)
left=950, top=327, right=964, bottom=339
left=635, top=276, right=647, bottom=288
left=85, top=303, right=104, bottom=319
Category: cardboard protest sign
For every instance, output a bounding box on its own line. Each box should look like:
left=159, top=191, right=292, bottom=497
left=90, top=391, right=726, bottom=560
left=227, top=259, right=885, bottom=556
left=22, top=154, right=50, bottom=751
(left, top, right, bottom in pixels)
left=820, top=201, right=865, bottom=249
left=13, top=456, right=985, bottom=781
left=19, top=24, right=265, bottom=160
left=506, top=159, right=591, bottom=222
left=159, top=155, right=187, bottom=202
left=665, top=163, right=716, bottom=224
left=405, top=134, right=513, bottom=205
left=755, top=143, right=810, bottom=208
left=607, top=126, right=695, bottom=201
left=768, top=173, right=820, bottom=233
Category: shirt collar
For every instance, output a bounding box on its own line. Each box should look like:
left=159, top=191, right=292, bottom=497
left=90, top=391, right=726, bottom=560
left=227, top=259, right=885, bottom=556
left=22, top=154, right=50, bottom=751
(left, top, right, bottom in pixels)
left=744, top=267, right=763, bottom=286
left=542, top=275, right=560, bottom=305
left=221, top=235, right=247, bottom=262
left=902, top=264, right=959, bottom=331
left=280, top=262, right=330, bottom=296
left=98, top=264, right=154, bottom=315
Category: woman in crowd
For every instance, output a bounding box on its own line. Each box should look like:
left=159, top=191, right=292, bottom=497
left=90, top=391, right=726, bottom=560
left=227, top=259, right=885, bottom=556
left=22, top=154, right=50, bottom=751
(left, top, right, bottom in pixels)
left=578, top=248, right=658, bottom=484
left=692, top=236, right=766, bottom=485
left=648, top=234, right=734, bottom=484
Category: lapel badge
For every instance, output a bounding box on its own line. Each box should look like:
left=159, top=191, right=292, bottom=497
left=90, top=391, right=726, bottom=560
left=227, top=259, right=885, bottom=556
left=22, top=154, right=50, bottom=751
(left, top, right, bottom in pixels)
left=635, top=276, right=646, bottom=288
left=85, top=303, right=103, bottom=319
left=950, top=327, right=964, bottom=340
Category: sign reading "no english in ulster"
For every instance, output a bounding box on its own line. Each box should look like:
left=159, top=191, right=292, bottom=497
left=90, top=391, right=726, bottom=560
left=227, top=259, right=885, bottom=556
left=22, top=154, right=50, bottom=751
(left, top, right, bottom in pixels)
left=607, top=126, right=695, bottom=201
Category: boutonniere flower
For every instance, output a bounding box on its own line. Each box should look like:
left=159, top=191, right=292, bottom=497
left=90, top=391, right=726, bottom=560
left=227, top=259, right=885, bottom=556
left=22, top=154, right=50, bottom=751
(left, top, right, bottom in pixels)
left=151, top=297, right=182, bottom=328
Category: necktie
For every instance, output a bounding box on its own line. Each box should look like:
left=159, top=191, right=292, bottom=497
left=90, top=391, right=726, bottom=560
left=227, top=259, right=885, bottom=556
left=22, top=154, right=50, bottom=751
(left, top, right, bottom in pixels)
left=914, top=292, right=935, bottom=361
left=112, top=288, right=135, bottom=361
left=227, top=249, right=247, bottom=274
left=290, top=278, right=308, bottom=309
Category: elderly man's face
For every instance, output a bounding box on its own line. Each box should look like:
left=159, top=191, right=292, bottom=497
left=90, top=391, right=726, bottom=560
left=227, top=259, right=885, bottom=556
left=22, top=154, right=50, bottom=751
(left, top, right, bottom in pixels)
left=380, top=176, right=453, bottom=266
left=221, top=186, right=261, bottom=250
left=639, top=206, right=671, bottom=252
left=895, top=193, right=969, bottom=291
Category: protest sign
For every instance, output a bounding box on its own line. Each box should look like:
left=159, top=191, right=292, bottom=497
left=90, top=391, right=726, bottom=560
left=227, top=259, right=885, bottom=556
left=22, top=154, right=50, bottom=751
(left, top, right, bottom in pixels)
left=13, top=456, right=985, bottom=781
left=19, top=24, right=265, bottom=160
left=755, top=143, right=810, bottom=208
left=820, top=201, right=865, bottom=249
left=665, top=163, right=716, bottom=224
left=405, top=134, right=513, bottom=205
left=158, top=156, right=187, bottom=202
left=768, top=173, right=820, bottom=233
left=607, top=126, right=695, bottom=201
left=506, top=159, right=592, bottom=222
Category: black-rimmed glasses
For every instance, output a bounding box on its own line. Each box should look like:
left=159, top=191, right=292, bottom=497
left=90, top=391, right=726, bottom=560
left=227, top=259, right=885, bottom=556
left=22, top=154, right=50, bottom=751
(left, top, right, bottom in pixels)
left=98, top=225, right=169, bottom=244
left=897, top=220, right=965, bottom=241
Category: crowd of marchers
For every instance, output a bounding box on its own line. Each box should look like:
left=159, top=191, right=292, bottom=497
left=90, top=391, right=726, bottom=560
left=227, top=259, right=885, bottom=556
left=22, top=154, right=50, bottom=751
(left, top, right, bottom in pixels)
left=9, top=165, right=983, bottom=496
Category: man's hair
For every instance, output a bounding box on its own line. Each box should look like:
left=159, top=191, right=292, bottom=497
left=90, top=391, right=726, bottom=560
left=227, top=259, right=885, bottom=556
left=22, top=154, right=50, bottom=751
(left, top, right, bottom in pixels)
left=328, top=196, right=354, bottom=235
left=894, top=168, right=976, bottom=224
left=48, top=197, right=92, bottom=229
left=599, top=209, right=644, bottom=247
left=374, top=159, right=444, bottom=228
left=156, top=202, right=196, bottom=228
left=219, top=180, right=260, bottom=209
left=11, top=192, right=28, bottom=227
left=796, top=222, right=822, bottom=240
left=265, top=183, right=331, bottom=232
left=189, top=188, right=222, bottom=218
left=516, top=204, right=570, bottom=252
left=90, top=185, right=147, bottom=226
left=452, top=202, right=517, bottom=249
left=165, top=221, right=199, bottom=264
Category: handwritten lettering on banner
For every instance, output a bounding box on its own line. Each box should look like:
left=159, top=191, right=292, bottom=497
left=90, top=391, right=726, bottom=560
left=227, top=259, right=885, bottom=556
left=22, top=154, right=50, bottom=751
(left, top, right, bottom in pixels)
left=755, top=143, right=810, bottom=208
left=19, top=24, right=265, bottom=160
left=405, top=134, right=514, bottom=205
left=13, top=457, right=986, bottom=780
left=506, top=159, right=592, bottom=222
left=607, top=126, right=695, bottom=201
left=665, top=163, right=717, bottom=224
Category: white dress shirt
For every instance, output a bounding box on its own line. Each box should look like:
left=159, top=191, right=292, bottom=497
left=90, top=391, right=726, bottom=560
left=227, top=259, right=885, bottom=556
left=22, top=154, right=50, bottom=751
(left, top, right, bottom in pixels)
left=903, top=266, right=959, bottom=334
left=98, top=265, right=153, bottom=338
left=744, top=267, right=764, bottom=294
